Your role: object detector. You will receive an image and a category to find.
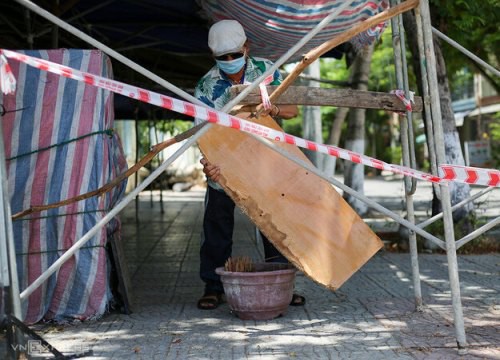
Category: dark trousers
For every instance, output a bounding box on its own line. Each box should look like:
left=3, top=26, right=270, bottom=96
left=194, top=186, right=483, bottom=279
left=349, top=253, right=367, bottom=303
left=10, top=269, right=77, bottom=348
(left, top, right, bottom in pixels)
left=200, top=186, right=288, bottom=293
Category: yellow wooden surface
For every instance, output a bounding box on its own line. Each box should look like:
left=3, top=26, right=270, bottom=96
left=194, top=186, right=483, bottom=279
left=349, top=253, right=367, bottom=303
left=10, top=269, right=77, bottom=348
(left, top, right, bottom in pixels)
left=198, top=114, right=383, bottom=289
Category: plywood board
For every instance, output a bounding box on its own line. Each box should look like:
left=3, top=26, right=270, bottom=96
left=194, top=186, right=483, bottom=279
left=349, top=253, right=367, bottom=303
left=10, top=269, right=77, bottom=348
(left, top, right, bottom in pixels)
left=198, top=114, right=383, bottom=290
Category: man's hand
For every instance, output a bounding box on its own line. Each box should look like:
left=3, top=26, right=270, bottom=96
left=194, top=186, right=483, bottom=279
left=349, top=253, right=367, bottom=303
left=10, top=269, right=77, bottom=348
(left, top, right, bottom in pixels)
left=200, top=158, right=221, bottom=182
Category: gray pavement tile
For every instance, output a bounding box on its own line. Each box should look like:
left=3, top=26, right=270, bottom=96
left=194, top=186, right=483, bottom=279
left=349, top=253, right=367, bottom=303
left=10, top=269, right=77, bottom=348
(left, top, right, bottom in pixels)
left=2, top=186, right=499, bottom=359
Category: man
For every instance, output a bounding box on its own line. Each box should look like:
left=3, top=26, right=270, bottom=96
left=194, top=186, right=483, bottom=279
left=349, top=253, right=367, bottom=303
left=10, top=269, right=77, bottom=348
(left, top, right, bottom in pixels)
left=194, top=19, right=304, bottom=310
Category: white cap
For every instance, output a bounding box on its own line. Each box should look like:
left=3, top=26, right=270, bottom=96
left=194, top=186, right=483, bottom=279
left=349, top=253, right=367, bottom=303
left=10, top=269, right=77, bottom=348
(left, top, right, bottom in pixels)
left=208, top=20, right=247, bottom=56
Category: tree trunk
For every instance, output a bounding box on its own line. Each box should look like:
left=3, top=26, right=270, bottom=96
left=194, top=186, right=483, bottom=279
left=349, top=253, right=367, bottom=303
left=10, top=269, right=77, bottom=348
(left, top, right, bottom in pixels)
left=302, top=60, right=323, bottom=168
left=322, top=107, right=349, bottom=175
left=322, top=68, right=355, bottom=176
left=343, top=44, right=374, bottom=216
left=403, top=10, right=473, bottom=227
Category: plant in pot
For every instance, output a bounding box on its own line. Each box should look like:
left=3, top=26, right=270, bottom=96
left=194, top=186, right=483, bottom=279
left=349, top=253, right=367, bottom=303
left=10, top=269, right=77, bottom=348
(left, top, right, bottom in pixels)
left=215, top=256, right=296, bottom=320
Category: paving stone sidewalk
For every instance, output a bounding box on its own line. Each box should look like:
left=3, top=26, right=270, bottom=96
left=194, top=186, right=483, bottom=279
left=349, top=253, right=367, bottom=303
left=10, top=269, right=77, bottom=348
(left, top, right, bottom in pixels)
left=3, top=183, right=499, bottom=359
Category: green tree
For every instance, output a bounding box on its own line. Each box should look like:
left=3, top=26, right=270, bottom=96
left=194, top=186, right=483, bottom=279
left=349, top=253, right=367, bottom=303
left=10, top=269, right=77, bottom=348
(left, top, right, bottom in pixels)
left=343, top=43, right=374, bottom=215
left=430, top=0, right=500, bottom=92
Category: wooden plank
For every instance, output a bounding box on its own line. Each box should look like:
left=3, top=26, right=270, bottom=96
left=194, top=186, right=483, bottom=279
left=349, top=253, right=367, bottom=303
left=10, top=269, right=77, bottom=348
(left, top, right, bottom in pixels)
left=230, top=85, right=423, bottom=112
left=479, top=95, right=500, bottom=107
left=198, top=114, right=383, bottom=290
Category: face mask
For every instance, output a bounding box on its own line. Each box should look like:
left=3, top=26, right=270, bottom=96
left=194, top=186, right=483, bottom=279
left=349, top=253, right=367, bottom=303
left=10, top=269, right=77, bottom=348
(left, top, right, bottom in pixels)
left=216, top=55, right=246, bottom=75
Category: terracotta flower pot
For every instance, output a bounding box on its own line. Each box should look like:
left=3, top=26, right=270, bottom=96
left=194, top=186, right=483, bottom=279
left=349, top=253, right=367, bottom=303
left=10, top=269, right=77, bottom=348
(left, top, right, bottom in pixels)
left=215, top=263, right=296, bottom=320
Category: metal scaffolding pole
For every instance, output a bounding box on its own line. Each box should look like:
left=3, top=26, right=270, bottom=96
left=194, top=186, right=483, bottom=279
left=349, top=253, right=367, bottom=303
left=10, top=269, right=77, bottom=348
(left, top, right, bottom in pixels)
left=414, top=10, right=441, bottom=202
left=0, top=119, right=22, bottom=320
left=1, top=110, right=25, bottom=356
left=432, top=28, right=500, bottom=77
left=418, top=0, right=467, bottom=351
left=390, top=0, right=422, bottom=310
left=418, top=187, right=495, bottom=229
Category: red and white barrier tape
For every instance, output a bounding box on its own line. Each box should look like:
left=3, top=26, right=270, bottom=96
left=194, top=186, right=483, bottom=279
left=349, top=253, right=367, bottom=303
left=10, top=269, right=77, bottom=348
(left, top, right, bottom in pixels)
left=0, top=53, right=16, bottom=95
left=259, top=74, right=274, bottom=110
left=1, top=49, right=498, bottom=188
left=440, top=165, right=499, bottom=188
left=391, top=89, right=414, bottom=113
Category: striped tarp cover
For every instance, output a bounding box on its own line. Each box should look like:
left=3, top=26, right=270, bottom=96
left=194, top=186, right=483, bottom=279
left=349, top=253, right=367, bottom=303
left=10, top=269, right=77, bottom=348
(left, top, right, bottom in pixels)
left=199, top=0, right=390, bottom=62
left=1, top=49, right=127, bottom=324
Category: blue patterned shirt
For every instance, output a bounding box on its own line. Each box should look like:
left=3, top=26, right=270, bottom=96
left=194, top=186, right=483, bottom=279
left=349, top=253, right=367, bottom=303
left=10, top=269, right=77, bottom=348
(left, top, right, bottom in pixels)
left=194, top=56, right=282, bottom=190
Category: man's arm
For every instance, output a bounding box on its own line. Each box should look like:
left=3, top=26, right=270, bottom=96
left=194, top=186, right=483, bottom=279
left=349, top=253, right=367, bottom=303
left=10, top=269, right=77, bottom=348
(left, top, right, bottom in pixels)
left=271, top=104, right=297, bottom=119
left=200, top=158, right=221, bottom=182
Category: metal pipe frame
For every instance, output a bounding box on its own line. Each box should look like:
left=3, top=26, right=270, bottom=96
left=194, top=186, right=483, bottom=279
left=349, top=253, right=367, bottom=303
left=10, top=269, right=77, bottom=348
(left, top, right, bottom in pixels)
left=0, top=152, right=11, bottom=290
left=418, top=187, right=496, bottom=229
left=425, top=26, right=500, bottom=251
left=456, top=216, right=500, bottom=249
left=414, top=8, right=441, bottom=200
left=432, top=28, right=500, bottom=77
left=390, top=0, right=422, bottom=310
left=419, top=0, right=467, bottom=350
left=15, top=0, right=353, bottom=301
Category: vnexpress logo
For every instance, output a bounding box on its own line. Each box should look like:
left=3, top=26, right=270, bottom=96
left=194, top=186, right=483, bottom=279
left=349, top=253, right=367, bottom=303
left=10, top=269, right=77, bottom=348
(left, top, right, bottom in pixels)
left=11, top=340, right=91, bottom=355
left=10, top=340, right=52, bottom=355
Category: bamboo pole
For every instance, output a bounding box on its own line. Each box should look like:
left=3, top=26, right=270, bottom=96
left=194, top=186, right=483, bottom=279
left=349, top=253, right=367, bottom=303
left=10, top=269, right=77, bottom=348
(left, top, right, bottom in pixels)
left=390, top=0, right=423, bottom=311
left=11, top=123, right=207, bottom=220
left=418, top=0, right=467, bottom=351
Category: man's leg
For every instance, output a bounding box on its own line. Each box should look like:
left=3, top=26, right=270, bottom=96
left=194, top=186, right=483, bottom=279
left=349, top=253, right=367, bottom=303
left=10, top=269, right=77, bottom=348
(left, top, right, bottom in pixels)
left=261, top=231, right=288, bottom=263
left=200, top=186, right=235, bottom=295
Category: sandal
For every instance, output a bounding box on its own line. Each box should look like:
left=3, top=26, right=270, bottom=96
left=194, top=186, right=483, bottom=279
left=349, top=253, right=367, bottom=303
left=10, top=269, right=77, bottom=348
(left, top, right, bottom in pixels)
left=290, top=293, right=306, bottom=306
left=197, top=292, right=224, bottom=310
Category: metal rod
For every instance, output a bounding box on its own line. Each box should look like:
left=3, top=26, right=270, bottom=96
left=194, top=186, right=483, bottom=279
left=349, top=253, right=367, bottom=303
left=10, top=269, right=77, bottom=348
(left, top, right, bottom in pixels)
left=0, top=115, right=23, bottom=320
left=398, top=12, right=418, bottom=196
left=251, top=134, right=446, bottom=249
left=134, top=116, right=140, bottom=224
left=418, top=187, right=495, bottom=229
left=456, top=216, right=500, bottom=249
left=415, top=7, right=441, bottom=200
left=51, top=0, right=60, bottom=48
left=419, top=0, right=467, bottom=350
left=390, top=0, right=422, bottom=309
left=0, top=151, right=10, bottom=288
left=20, top=125, right=210, bottom=300
left=391, top=6, right=410, bottom=194
left=0, top=202, right=9, bottom=288
left=432, top=28, right=500, bottom=77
